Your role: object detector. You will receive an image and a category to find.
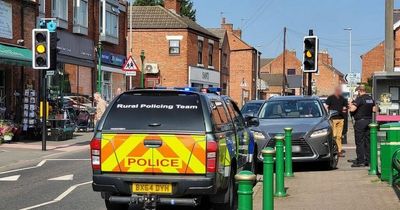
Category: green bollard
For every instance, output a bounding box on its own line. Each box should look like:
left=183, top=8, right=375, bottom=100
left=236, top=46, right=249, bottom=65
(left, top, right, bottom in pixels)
left=274, top=135, right=286, bottom=197
left=284, top=128, right=294, bottom=177
left=235, top=170, right=257, bottom=210
left=369, top=123, right=379, bottom=176
left=262, top=147, right=275, bottom=210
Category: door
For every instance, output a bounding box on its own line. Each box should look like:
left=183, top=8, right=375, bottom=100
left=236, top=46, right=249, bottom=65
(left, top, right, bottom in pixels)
left=225, top=99, right=250, bottom=167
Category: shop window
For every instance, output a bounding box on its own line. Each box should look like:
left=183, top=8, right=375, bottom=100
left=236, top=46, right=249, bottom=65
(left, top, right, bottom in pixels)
left=99, top=0, right=119, bottom=44
left=52, top=0, right=68, bottom=29
left=197, top=40, right=203, bottom=65
left=73, top=0, right=88, bottom=35
left=287, top=69, right=296, bottom=75
left=208, top=43, right=213, bottom=67
left=102, top=72, right=113, bottom=102
left=169, top=40, right=180, bottom=55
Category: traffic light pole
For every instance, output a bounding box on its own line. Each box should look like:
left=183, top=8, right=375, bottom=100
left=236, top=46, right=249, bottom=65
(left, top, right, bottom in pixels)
left=307, top=29, right=314, bottom=96
left=41, top=71, right=47, bottom=151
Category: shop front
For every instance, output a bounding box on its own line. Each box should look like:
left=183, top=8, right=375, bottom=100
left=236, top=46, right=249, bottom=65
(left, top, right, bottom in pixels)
left=0, top=43, right=36, bottom=141
left=188, top=66, right=220, bottom=88
left=101, top=51, right=126, bottom=102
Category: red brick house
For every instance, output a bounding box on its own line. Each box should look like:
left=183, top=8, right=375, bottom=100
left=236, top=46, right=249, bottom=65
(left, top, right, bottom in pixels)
left=259, top=50, right=303, bottom=99
left=212, top=19, right=259, bottom=106
left=39, top=0, right=128, bottom=102
left=361, top=9, right=400, bottom=84
left=128, top=1, right=220, bottom=89
left=313, top=51, right=345, bottom=96
left=0, top=0, right=37, bottom=121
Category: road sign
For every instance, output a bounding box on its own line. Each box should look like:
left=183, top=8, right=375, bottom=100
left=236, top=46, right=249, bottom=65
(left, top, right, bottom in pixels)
left=122, top=56, right=139, bottom=71
left=46, top=70, right=55, bottom=76
left=125, top=71, right=137, bottom=76
left=344, top=73, right=360, bottom=84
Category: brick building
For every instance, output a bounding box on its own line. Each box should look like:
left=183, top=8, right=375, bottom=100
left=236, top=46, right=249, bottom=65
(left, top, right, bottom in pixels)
left=208, top=24, right=230, bottom=95
left=128, top=1, right=220, bottom=89
left=39, top=0, right=127, bottom=102
left=259, top=50, right=303, bottom=99
left=361, top=9, right=400, bottom=83
left=213, top=19, right=259, bottom=106
left=0, top=0, right=37, bottom=122
left=313, top=51, right=345, bottom=96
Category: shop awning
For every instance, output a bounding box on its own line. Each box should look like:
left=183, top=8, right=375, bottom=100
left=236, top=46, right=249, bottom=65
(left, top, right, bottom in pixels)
left=0, top=43, right=32, bottom=67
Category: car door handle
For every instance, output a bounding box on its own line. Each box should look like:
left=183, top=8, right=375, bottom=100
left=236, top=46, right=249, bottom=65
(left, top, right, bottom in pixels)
left=144, top=140, right=163, bottom=148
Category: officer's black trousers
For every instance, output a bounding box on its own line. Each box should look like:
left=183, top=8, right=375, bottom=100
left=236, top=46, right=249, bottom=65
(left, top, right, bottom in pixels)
left=354, top=119, right=371, bottom=163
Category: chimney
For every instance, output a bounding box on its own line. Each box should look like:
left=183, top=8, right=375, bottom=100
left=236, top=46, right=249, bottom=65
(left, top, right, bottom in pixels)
left=221, top=17, right=233, bottom=31
left=318, top=50, right=331, bottom=65
left=233, top=29, right=242, bottom=38
left=165, top=0, right=181, bottom=15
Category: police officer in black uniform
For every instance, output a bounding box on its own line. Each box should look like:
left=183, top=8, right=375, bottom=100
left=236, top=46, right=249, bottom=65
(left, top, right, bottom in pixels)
left=349, top=85, right=375, bottom=167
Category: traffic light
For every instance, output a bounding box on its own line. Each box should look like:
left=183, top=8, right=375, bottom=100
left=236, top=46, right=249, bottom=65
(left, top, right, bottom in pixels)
left=49, top=32, right=59, bottom=69
left=32, top=29, right=50, bottom=69
left=302, top=36, right=318, bottom=73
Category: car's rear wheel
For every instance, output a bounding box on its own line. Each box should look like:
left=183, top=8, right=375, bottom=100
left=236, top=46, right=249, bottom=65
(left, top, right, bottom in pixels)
left=105, top=199, right=129, bottom=210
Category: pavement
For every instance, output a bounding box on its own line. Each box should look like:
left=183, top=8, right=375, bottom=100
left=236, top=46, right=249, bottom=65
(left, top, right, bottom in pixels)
left=0, top=124, right=399, bottom=210
left=253, top=123, right=400, bottom=210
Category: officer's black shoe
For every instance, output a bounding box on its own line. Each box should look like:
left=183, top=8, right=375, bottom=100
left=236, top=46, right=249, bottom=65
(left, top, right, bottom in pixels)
left=347, top=159, right=356, bottom=163
left=364, top=162, right=369, bottom=167
left=351, top=162, right=366, bottom=167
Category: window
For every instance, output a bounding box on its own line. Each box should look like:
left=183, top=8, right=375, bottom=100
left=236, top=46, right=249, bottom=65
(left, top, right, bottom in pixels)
left=287, top=69, right=296, bottom=75
left=52, top=0, right=68, bottom=21
left=103, top=93, right=205, bottom=132
left=225, top=100, right=245, bottom=129
left=208, top=43, right=213, bottom=67
left=211, top=100, right=233, bottom=132
left=169, top=40, right=180, bottom=55
left=223, top=53, right=228, bottom=68
left=259, top=100, right=323, bottom=119
left=102, top=72, right=112, bottom=102
left=74, top=0, right=88, bottom=27
left=99, top=0, right=120, bottom=44
left=106, top=11, right=118, bottom=38
left=197, top=40, right=203, bottom=64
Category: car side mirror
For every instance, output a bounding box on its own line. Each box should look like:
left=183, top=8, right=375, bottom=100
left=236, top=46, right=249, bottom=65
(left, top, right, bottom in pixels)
left=245, top=116, right=259, bottom=127
left=329, top=110, right=339, bottom=118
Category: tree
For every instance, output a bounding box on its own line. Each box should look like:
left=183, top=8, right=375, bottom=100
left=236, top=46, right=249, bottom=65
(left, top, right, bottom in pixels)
left=133, top=0, right=196, bottom=21
left=178, top=0, right=196, bottom=21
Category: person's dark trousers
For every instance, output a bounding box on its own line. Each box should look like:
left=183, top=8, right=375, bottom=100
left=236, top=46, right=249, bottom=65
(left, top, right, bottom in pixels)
left=342, top=112, right=349, bottom=144
left=354, top=119, right=372, bottom=163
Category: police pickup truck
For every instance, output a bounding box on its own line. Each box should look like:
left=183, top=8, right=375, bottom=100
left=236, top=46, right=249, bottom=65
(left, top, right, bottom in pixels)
left=90, top=88, right=258, bottom=210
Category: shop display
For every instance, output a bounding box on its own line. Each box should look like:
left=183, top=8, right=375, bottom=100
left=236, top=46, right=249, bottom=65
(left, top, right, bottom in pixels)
left=22, top=88, right=37, bottom=131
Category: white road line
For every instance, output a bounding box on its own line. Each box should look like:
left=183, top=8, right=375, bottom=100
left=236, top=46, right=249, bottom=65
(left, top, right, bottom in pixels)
left=342, top=146, right=356, bottom=149
left=0, top=175, right=21, bottom=181
left=19, top=181, right=92, bottom=210
left=48, top=174, right=74, bottom=181
left=0, top=159, right=90, bottom=175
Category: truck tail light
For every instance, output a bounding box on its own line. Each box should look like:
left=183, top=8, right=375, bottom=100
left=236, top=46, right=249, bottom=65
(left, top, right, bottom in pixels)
left=206, top=140, right=218, bottom=173
left=90, top=137, right=101, bottom=170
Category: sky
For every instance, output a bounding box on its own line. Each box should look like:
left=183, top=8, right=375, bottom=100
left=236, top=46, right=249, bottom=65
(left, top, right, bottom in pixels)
left=194, top=0, right=400, bottom=75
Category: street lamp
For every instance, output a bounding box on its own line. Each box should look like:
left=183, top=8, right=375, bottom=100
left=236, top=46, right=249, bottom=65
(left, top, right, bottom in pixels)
left=344, top=27, right=352, bottom=99
left=96, top=41, right=103, bottom=93
left=140, top=50, right=145, bottom=88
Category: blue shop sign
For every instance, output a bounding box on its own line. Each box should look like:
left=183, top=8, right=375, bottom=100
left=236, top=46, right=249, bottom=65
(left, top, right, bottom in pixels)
left=101, top=51, right=126, bottom=67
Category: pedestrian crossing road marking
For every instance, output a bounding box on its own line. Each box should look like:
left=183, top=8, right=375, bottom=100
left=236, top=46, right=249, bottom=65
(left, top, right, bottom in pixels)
left=0, top=175, right=20, bottom=181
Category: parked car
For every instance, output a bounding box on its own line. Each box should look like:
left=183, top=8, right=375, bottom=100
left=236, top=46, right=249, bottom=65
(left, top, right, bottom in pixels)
left=62, top=95, right=95, bottom=113
left=241, top=100, right=265, bottom=117
left=251, top=96, right=339, bottom=169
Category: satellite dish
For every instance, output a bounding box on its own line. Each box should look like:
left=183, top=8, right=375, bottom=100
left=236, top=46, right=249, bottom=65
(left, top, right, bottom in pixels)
left=47, top=21, right=57, bottom=32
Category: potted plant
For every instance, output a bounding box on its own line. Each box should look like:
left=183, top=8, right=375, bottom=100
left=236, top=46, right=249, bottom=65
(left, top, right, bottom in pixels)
left=3, top=131, right=13, bottom=142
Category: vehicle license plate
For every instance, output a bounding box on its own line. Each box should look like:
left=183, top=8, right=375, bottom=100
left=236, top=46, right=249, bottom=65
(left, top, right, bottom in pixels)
left=132, top=183, right=172, bottom=194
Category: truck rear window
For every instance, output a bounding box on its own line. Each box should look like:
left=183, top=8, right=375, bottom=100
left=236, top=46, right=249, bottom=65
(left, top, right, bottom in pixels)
left=102, top=92, right=205, bottom=132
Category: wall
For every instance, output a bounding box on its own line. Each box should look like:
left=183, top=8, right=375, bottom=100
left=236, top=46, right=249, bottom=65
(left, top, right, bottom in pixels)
left=361, top=43, right=384, bottom=83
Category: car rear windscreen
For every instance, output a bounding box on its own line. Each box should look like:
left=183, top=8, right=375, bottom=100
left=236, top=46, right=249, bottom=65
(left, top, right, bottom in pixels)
left=102, top=92, right=205, bottom=132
